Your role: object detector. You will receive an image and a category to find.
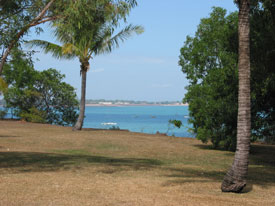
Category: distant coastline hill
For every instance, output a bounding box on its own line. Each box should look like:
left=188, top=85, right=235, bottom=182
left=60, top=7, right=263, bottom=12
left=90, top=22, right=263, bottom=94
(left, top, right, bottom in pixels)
left=0, top=99, right=188, bottom=106
left=85, top=99, right=188, bottom=106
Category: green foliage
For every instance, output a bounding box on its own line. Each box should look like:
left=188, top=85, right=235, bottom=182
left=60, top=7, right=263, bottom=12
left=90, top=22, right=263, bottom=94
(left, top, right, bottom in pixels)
left=180, top=7, right=239, bottom=150
left=0, top=77, right=8, bottom=95
left=0, top=0, right=140, bottom=65
left=249, top=0, right=275, bottom=143
left=1, top=0, right=131, bottom=74
left=0, top=109, right=7, bottom=119
left=168, top=119, right=182, bottom=129
left=19, top=107, right=47, bottom=123
left=180, top=4, right=275, bottom=150
left=109, top=126, right=120, bottom=130
left=26, top=0, right=143, bottom=62
left=26, top=0, right=143, bottom=130
left=34, top=68, right=79, bottom=125
left=0, top=0, right=53, bottom=52
left=166, top=119, right=182, bottom=136
left=3, top=48, right=79, bottom=125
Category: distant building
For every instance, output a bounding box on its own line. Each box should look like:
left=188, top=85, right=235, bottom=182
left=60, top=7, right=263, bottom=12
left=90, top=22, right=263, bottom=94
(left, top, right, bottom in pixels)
left=99, top=102, right=113, bottom=105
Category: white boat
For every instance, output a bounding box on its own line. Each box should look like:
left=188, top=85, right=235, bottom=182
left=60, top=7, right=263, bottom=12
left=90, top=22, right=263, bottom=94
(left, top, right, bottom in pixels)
left=101, top=122, right=117, bottom=125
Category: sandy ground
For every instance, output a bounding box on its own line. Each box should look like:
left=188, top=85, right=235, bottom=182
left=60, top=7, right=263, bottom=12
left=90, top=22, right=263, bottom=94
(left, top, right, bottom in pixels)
left=0, top=120, right=275, bottom=206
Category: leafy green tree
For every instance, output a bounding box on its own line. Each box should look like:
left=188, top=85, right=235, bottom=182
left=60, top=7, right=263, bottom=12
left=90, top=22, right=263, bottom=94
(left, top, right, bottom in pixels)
left=3, top=48, right=79, bottom=125
left=0, top=0, right=58, bottom=75
left=1, top=0, right=134, bottom=74
left=179, top=7, right=239, bottom=150
left=180, top=2, right=275, bottom=151
left=34, top=69, right=79, bottom=125
left=27, top=0, right=143, bottom=130
left=0, top=0, right=140, bottom=75
left=221, top=0, right=275, bottom=193
left=249, top=0, right=275, bottom=143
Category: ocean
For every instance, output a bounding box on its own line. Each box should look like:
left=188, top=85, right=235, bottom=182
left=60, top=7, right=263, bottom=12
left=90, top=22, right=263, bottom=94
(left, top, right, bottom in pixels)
left=83, top=106, right=194, bottom=137
left=1, top=105, right=194, bottom=137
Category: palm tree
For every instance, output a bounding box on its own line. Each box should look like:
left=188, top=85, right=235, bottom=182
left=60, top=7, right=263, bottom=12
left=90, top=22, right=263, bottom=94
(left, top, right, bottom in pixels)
left=27, top=23, right=143, bottom=130
left=221, top=0, right=251, bottom=193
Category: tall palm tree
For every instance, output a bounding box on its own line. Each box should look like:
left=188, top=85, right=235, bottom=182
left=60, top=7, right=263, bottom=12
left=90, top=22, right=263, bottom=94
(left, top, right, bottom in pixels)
left=221, top=0, right=251, bottom=193
left=27, top=23, right=143, bottom=130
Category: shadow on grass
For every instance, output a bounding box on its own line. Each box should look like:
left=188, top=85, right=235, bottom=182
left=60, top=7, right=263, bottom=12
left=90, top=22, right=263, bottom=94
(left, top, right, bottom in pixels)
left=0, top=151, right=163, bottom=173
left=193, top=144, right=235, bottom=154
left=163, top=167, right=224, bottom=186
left=0, top=135, right=20, bottom=138
left=247, top=144, right=275, bottom=188
left=193, top=144, right=215, bottom=150
left=162, top=143, right=275, bottom=191
left=250, top=144, right=275, bottom=167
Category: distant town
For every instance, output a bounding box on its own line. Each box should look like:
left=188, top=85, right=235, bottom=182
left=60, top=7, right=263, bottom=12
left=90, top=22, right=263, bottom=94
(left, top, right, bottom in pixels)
left=0, top=99, right=188, bottom=106
left=85, top=99, right=187, bottom=106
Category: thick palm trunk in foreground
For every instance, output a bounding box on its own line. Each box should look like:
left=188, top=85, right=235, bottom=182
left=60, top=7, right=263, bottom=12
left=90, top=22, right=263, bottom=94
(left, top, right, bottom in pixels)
left=73, top=60, right=89, bottom=131
left=221, top=0, right=251, bottom=193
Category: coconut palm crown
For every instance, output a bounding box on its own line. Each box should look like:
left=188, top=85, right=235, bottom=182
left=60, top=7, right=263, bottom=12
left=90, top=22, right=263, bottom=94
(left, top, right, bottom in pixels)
left=26, top=1, right=143, bottom=130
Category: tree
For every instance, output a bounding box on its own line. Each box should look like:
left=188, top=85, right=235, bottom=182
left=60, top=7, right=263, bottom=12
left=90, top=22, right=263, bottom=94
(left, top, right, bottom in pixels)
left=0, top=0, right=57, bottom=75
left=249, top=0, right=275, bottom=143
left=221, top=0, right=251, bottom=193
left=27, top=0, right=143, bottom=130
left=3, top=48, right=79, bottom=125
left=1, top=0, right=129, bottom=74
left=179, top=8, right=239, bottom=150
left=179, top=2, right=275, bottom=150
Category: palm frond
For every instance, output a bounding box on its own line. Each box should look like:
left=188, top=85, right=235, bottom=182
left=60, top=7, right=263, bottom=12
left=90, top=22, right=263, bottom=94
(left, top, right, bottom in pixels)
left=62, top=43, right=81, bottom=56
left=53, top=25, right=74, bottom=45
left=25, top=40, right=77, bottom=60
left=94, top=24, right=144, bottom=55
left=124, top=0, right=138, bottom=8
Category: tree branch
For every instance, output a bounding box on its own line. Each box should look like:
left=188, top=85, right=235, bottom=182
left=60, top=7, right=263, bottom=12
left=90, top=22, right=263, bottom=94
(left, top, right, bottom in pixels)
left=0, top=0, right=55, bottom=75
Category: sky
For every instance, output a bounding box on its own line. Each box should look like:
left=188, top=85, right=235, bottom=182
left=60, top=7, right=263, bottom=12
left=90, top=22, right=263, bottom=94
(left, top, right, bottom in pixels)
left=29, top=0, right=238, bottom=102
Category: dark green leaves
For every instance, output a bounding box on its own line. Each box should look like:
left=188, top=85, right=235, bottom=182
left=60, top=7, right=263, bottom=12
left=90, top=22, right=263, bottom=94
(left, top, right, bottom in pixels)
left=179, top=7, right=239, bottom=150
left=180, top=3, right=275, bottom=150
left=3, top=48, right=79, bottom=126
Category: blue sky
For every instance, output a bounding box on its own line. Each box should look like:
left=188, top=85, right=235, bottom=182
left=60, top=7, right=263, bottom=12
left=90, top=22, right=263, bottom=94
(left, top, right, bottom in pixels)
left=30, top=0, right=237, bottom=102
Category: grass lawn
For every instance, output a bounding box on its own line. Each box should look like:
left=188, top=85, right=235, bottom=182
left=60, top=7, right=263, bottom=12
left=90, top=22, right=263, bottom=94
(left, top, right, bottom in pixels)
left=0, top=120, right=275, bottom=205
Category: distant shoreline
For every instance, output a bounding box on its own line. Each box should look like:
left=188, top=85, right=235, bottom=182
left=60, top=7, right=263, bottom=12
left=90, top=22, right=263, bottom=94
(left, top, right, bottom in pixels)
left=85, top=103, right=189, bottom=107
left=1, top=103, right=189, bottom=107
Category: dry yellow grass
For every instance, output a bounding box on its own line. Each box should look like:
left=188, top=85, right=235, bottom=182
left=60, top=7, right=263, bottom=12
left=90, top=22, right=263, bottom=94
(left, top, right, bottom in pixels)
left=0, top=120, right=275, bottom=206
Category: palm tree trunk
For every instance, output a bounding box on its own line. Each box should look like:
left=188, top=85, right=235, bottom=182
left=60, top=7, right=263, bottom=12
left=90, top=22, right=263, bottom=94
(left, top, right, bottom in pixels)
left=73, top=60, right=89, bottom=131
left=221, top=0, right=251, bottom=193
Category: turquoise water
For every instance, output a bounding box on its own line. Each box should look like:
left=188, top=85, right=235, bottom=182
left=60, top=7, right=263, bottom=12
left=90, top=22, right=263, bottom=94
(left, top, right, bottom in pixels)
left=1, top=106, right=194, bottom=137
left=83, top=106, right=194, bottom=137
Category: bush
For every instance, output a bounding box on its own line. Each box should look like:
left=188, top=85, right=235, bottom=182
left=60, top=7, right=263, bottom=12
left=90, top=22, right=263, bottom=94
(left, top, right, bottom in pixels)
left=19, top=107, right=46, bottom=123
left=0, top=109, right=7, bottom=119
left=3, top=49, right=79, bottom=126
left=109, top=126, right=120, bottom=130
